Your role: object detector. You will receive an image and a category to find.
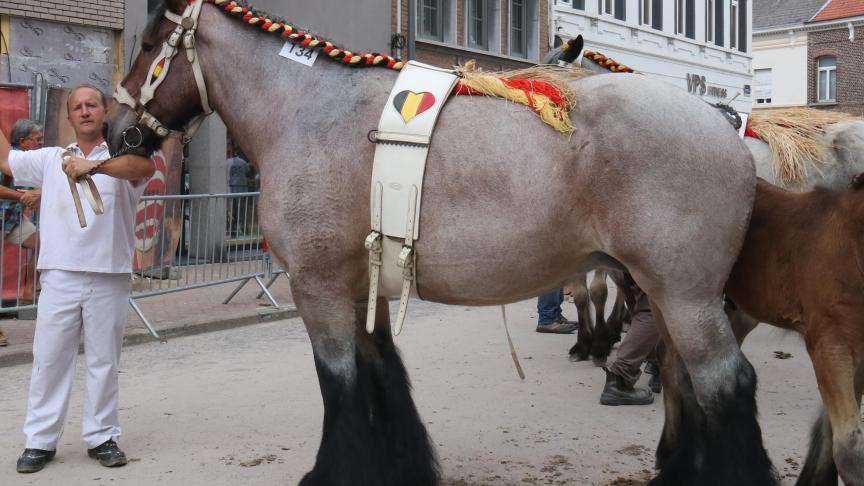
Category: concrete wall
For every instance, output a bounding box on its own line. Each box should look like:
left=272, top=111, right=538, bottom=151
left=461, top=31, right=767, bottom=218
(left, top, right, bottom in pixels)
left=253, top=0, right=392, bottom=54
left=751, top=30, right=808, bottom=108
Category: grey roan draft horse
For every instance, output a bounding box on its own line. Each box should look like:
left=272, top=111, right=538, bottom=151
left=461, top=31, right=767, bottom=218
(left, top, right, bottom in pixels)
left=106, top=1, right=777, bottom=484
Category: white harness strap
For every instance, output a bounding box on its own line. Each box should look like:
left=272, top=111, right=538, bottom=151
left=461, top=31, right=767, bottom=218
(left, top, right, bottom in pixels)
left=114, top=0, right=212, bottom=144
left=365, top=61, right=459, bottom=335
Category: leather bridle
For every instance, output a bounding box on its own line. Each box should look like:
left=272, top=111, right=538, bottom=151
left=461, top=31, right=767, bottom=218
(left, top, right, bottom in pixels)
left=114, top=0, right=213, bottom=146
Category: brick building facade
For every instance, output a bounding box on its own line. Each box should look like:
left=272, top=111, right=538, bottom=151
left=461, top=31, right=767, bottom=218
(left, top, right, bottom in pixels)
left=801, top=0, right=864, bottom=116
left=393, top=0, right=551, bottom=70
left=0, top=0, right=125, bottom=29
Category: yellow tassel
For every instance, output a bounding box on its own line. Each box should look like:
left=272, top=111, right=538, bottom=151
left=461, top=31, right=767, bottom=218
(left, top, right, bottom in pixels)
left=454, top=62, right=581, bottom=133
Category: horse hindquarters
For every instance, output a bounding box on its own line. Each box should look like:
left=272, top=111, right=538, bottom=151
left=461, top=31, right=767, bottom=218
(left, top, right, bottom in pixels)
left=300, top=297, right=439, bottom=486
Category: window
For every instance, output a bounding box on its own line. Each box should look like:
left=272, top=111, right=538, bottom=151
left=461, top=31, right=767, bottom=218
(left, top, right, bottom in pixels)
left=676, top=0, right=695, bottom=38
left=467, top=0, right=489, bottom=49
left=706, top=0, right=714, bottom=43
left=714, top=0, right=724, bottom=46
left=557, top=0, right=584, bottom=8
left=641, top=0, right=651, bottom=25
left=817, top=56, right=837, bottom=102
left=419, top=0, right=444, bottom=41
left=730, top=0, right=738, bottom=50
left=511, top=0, right=528, bottom=56
left=754, top=68, right=772, bottom=104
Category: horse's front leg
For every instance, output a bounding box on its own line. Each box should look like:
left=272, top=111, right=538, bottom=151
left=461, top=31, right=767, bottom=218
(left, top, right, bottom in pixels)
left=297, top=292, right=439, bottom=486
left=798, top=327, right=864, bottom=486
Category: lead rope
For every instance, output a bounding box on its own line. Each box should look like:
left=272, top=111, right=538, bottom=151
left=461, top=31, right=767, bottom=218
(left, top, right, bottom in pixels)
left=501, top=305, right=526, bottom=380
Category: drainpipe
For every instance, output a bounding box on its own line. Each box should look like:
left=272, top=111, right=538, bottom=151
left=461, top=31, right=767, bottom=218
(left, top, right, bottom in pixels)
left=407, top=0, right=416, bottom=60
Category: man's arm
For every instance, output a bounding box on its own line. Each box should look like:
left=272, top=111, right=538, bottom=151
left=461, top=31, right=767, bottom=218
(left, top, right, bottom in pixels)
left=0, top=184, right=21, bottom=202
left=0, top=128, right=13, bottom=177
left=62, top=154, right=155, bottom=182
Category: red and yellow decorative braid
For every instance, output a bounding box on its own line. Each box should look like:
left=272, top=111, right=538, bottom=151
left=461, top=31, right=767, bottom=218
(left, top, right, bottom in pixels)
left=582, top=50, right=636, bottom=74
left=206, top=0, right=405, bottom=70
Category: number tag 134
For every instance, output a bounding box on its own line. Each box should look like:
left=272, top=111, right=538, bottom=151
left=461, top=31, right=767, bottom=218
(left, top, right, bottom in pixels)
left=279, top=41, right=319, bottom=67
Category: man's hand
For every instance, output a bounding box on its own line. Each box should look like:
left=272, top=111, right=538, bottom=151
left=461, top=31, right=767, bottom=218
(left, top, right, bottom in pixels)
left=62, top=155, right=101, bottom=180
left=18, top=189, right=40, bottom=210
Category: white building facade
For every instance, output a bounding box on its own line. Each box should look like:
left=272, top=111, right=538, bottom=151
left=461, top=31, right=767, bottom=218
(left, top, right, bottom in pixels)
left=552, top=0, right=753, bottom=113
left=751, top=29, right=808, bottom=108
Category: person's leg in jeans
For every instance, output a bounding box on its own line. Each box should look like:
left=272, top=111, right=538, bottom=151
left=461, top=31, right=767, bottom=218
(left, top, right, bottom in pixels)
left=600, top=300, right=660, bottom=405
left=536, top=289, right=576, bottom=334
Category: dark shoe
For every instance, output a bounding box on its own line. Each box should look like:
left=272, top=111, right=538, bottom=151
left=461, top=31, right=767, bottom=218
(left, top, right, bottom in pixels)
left=600, top=369, right=654, bottom=406
left=87, top=439, right=127, bottom=467
left=648, top=372, right=662, bottom=394
left=536, top=317, right=577, bottom=334
left=16, top=448, right=55, bottom=473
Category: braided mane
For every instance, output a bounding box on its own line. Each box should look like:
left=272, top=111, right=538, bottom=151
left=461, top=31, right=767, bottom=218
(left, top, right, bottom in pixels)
left=201, top=0, right=405, bottom=70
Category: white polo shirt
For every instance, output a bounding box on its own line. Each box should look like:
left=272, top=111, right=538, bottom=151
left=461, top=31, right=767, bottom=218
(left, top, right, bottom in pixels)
left=9, top=142, right=150, bottom=273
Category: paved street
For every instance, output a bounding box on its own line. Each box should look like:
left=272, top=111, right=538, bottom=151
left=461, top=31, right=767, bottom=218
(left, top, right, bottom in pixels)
left=0, top=298, right=824, bottom=485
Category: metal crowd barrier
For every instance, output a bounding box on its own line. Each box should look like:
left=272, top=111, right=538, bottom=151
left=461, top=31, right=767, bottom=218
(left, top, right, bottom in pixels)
left=0, top=192, right=290, bottom=339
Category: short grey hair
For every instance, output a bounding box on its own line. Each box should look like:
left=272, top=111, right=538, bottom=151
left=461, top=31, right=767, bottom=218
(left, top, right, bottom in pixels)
left=10, top=119, right=43, bottom=147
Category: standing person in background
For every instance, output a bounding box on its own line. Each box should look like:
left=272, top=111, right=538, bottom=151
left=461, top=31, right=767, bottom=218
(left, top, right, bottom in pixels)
left=536, top=288, right=577, bottom=333
left=0, top=120, right=44, bottom=346
left=226, top=146, right=251, bottom=236
left=0, top=85, right=154, bottom=473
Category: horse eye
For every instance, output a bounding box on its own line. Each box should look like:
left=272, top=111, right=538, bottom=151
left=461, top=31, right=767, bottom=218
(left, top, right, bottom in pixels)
left=142, top=42, right=156, bottom=53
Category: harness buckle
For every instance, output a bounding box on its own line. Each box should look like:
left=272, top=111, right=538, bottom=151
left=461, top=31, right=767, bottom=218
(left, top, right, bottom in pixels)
left=180, top=16, right=196, bottom=30
left=168, top=30, right=182, bottom=48
left=397, top=245, right=414, bottom=270
left=183, top=32, right=195, bottom=50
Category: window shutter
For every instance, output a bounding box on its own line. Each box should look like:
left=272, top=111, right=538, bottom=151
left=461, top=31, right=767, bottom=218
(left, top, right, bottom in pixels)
left=615, top=0, right=626, bottom=20
left=738, top=0, right=747, bottom=52
left=652, top=0, right=663, bottom=29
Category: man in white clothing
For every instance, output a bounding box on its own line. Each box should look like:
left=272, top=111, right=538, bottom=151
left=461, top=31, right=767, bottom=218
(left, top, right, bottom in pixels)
left=0, top=84, right=154, bottom=473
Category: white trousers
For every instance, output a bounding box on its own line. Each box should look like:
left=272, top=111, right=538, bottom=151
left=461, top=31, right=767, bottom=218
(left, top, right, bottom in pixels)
left=23, top=270, right=131, bottom=450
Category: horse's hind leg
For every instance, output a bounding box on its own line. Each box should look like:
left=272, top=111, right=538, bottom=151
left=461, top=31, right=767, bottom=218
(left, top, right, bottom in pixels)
left=299, top=295, right=439, bottom=486
left=645, top=296, right=778, bottom=486
left=589, top=270, right=613, bottom=367
left=568, top=273, right=594, bottom=362
left=800, top=329, right=864, bottom=486
left=797, top=410, right=838, bottom=486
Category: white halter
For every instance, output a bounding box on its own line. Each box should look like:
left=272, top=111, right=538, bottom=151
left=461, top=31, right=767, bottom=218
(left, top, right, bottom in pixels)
left=114, top=0, right=213, bottom=144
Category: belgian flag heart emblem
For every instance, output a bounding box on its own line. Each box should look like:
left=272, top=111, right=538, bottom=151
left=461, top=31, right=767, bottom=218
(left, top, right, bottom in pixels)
left=393, top=90, right=437, bottom=123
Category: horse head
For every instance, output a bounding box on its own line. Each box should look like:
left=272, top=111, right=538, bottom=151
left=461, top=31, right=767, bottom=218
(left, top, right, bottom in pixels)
left=105, top=0, right=212, bottom=157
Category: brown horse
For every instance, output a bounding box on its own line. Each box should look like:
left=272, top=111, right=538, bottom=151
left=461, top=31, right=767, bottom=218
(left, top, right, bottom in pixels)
left=721, top=178, right=864, bottom=486
left=104, top=1, right=777, bottom=484
left=567, top=269, right=634, bottom=365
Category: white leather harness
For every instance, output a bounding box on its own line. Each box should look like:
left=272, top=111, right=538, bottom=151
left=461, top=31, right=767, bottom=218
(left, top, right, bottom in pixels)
left=114, top=0, right=213, bottom=144
left=365, top=62, right=459, bottom=335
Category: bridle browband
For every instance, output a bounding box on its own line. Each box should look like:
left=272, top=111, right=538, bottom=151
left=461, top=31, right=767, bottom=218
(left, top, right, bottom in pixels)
left=114, top=0, right=212, bottom=145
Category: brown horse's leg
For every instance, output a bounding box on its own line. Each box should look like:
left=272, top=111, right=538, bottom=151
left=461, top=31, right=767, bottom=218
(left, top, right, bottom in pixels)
left=801, top=332, right=864, bottom=486
left=589, top=270, right=613, bottom=367
left=568, top=274, right=594, bottom=362
left=298, top=295, right=439, bottom=486
left=724, top=299, right=760, bottom=346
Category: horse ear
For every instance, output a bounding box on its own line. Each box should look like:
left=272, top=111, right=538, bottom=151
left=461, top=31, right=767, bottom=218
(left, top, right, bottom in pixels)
left=560, top=35, right=583, bottom=64
left=573, top=35, right=584, bottom=55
